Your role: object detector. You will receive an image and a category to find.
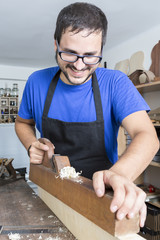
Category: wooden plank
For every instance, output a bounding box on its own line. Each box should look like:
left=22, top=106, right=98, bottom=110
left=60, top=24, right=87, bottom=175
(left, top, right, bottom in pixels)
left=38, top=187, right=145, bottom=240
left=29, top=164, right=140, bottom=238
left=136, top=80, right=160, bottom=93
left=0, top=179, right=76, bottom=240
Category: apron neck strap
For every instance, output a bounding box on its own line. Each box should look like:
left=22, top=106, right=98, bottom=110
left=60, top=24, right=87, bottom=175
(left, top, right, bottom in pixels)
left=92, top=71, right=104, bottom=121
left=42, top=69, right=61, bottom=117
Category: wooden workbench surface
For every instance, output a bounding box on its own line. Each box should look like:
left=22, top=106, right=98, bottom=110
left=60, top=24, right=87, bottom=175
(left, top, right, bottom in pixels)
left=0, top=179, right=76, bottom=240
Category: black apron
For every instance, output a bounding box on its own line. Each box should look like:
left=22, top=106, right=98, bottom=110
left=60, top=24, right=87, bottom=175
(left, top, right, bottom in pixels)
left=42, top=69, right=112, bottom=179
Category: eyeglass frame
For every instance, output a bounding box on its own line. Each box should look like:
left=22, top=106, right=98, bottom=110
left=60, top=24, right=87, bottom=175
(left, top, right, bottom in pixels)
left=56, top=40, right=102, bottom=65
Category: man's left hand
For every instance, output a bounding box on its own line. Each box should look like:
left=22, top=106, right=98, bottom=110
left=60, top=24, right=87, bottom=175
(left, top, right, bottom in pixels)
left=92, top=170, right=147, bottom=227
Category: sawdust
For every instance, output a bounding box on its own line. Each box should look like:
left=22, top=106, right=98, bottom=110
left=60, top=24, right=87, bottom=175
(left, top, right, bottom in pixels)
left=45, top=237, right=61, bottom=240
left=58, top=227, right=63, bottom=233
left=8, top=233, right=21, bottom=240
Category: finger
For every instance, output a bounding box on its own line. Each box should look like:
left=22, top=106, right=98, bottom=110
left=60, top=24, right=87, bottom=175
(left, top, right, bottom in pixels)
left=92, top=171, right=105, bottom=197
left=110, top=185, right=126, bottom=216
left=29, top=141, right=48, bottom=164
left=139, top=203, right=147, bottom=228
left=116, top=185, right=137, bottom=220
left=127, top=188, right=146, bottom=218
left=107, top=174, right=126, bottom=214
left=34, top=141, right=50, bottom=151
left=30, top=151, right=44, bottom=164
left=30, top=158, right=43, bottom=164
left=29, top=144, right=45, bottom=158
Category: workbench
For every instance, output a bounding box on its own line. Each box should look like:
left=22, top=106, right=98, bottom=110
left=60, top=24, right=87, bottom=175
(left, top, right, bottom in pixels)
left=0, top=179, right=76, bottom=240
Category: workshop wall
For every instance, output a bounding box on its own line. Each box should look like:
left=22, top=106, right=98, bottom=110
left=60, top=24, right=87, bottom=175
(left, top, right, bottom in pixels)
left=103, top=23, right=160, bottom=70
left=0, top=65, right=40, bottom=174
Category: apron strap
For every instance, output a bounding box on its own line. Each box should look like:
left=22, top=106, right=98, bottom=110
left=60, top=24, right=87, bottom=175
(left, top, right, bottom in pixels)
left=42, top=69, right=61, bottom=117
left=92, top=72, right=104, bottom=122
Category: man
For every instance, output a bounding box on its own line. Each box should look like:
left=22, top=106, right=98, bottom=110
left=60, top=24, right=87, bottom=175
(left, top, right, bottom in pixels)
left=15, top=2, right=159, bottom=227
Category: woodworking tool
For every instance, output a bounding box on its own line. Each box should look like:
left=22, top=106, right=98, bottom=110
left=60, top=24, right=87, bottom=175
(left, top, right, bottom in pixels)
left=38, top=138, right=71, bottom=172
left=0, top=158, right=26, bottom=186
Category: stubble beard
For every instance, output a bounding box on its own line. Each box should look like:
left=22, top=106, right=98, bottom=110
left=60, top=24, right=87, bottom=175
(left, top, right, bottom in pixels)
left=55, top=52, right=95, bottom=85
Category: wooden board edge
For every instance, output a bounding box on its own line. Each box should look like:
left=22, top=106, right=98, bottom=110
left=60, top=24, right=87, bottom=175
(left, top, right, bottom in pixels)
left=29, top=164, right=115, bottom=235
left=38, top=187, right=145, bottom=240
left=38, top=186, right=119, bottom=240
left=29, top=164, right=140, bottom=237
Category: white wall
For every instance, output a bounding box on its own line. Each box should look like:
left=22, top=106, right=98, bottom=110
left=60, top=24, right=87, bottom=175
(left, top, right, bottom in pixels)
left=104, top=24, right=160, bottom=71
left=0, top=65, right=40, bottom=174
left=0, top=64, right=39, bottom=101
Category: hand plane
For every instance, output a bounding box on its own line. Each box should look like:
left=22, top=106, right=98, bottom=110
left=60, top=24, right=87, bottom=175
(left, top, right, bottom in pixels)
left=38, top=138, right=71, bottom=172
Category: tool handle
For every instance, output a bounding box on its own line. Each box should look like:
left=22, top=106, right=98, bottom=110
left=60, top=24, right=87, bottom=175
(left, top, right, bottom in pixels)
left=38, top=138, right=71, bottom=172
left=53, top=155, right=71, bottom=173
left=38, top=138, right=55, bottom=168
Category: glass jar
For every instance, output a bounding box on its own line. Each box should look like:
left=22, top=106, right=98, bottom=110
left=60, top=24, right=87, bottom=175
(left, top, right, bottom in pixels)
left=0, top=88, right=4, bottom=96
left=4, top=88, right=11, bottom=97
left=11, top=84, right=19, bottom=97
left=1, top=100, right=6, bottom=106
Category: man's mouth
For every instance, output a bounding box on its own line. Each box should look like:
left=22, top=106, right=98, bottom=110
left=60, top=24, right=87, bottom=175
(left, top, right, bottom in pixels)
left=67, top=65, right=90, bottom=77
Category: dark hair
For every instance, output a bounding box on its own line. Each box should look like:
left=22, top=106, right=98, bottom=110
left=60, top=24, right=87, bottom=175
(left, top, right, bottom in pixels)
left=54, top=2, right=108, bottom=47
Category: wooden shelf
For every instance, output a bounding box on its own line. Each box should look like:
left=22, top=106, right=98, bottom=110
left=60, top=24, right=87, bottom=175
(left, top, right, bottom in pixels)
left=136, top=80, right=160, bottom=94
left=153, top=123, right=160, bottom=127
left=150, top=161, right=160, bottom=168
left=0, top=96, right=18, bottom=123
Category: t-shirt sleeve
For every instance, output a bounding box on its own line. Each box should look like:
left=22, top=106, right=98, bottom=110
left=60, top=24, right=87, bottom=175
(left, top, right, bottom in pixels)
left=18, top=77, right=33, bottom=119
left=112, top=71, right=150, bottom=125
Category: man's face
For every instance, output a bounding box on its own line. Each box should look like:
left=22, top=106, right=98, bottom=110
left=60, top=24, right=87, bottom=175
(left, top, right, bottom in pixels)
left=55, top=28, right=102, bottom=85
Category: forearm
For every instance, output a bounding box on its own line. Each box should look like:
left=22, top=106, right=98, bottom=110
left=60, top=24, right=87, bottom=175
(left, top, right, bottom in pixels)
left=110, top=131, right=159, bottom=181
left=15, top=118, right=37, bottom=151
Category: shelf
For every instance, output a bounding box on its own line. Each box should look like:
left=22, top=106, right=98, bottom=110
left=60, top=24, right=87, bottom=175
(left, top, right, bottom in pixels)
left=0, top=96, right=18, bottom=123
left=154, top=123, right=160, bottom=127
left=136, top=80, right=160, bottom=94
left=150, top=161, right=160, bottom=168
left=0, top=96, right=18, bottom=99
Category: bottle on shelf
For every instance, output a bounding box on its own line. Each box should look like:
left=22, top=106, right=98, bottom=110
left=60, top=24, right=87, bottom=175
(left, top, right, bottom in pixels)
left=4, top=88, right=11, bottom=97
left=0, top=88, right=4, bottom=97
left=11, top=83, right=19, bottom=97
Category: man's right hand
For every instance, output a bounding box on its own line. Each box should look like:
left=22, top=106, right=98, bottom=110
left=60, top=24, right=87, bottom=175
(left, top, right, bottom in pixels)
left=29, top=140, right=54, bottom=164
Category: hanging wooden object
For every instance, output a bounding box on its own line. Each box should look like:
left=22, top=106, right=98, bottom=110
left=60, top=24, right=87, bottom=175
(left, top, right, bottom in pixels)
left=149, top=40, right=160, bottom=77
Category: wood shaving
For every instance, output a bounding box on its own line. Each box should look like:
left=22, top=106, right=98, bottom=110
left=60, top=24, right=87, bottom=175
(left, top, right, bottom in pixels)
left=8, top=233, right=21, bottom=240
left=59, top=166, right=82, bottom=179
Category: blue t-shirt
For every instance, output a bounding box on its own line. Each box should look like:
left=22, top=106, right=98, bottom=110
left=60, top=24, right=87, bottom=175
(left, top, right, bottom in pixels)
left=18, top=66, right=150, bottom=164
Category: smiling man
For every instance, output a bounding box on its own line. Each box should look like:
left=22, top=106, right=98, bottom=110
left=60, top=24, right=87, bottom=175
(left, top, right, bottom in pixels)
left=15, top=2, right=159, bottom=227
left=55, top=28, right=102, bottom=85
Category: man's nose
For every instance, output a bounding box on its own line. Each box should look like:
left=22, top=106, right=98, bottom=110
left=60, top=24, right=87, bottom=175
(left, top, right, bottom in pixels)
left=73, top=57, right=86, bottom=70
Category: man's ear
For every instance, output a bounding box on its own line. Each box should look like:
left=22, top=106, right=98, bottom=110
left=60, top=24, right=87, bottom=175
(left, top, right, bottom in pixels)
left=54, top=40, right=57, bottom=51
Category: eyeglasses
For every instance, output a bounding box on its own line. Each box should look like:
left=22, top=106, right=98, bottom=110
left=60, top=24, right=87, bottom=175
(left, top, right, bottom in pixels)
left=56, top=40, right=102, bottom=65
